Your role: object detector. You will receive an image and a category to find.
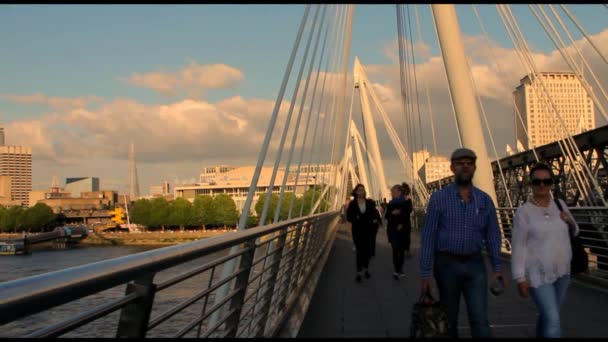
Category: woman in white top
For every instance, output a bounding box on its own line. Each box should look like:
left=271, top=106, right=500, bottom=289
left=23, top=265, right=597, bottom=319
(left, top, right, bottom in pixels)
left=512, top=163, right=579, bottom=338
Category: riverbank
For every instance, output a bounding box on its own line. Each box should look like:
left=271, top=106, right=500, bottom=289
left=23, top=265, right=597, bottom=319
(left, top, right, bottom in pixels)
left=82, top=230, right=237, bottom=246
left=1, top=230, right=237, bottom=246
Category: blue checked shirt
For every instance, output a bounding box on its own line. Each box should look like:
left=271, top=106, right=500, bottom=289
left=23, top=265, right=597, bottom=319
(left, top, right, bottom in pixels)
left=420, top=183, right=503, bottom=278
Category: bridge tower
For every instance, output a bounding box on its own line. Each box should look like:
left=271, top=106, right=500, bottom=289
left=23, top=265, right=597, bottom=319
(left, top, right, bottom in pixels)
left=431, top=4, right=498, bottom=205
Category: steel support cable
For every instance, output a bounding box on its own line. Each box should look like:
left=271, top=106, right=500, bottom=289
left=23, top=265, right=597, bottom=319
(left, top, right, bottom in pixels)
left=532, top=4, right=607, bottom=205
left=496, top=3, right=587, bottom=205
left=274, top=5, right=328, bottom=224
left=326, top=5, right=351, bottom=209
left=298, top=6, right=341, bottom=218
left=407, top=5, right=426, bottom=171
left=472, top=5, right=541, bottom=163
left=559, top=4, right=608, bottom=65
left=364, top=63, right=430, bottom=202
left=209, top=4, right=312, bottom=330
left=498, top=5, right=591, bottom=204
left=498, top=4, right=588, bottom=202
left=258, top=5, right=322, bottom=226
left=319, top=7, right=344, bottom=211
left=398, top=5, right=421, bottom=197
left=414, top=4, right=439, bottom=156
left=548, top=5, right=608, bottom=122
left=525, top=5, right=601, bottom=205
left=396, top=4, right=411, bottom=160
left=288, top=5, right=333, bottom=220
left=402, top=5, right=417, bottom=184
left=337, top=83, right=357, bottom=205
left=323, top=5, right=352, bottom=211
left=306, top=5, right=346, bottom=216
left=398, top=5, right=416, bottom=170
left=429, top=4, right=462, bottom=147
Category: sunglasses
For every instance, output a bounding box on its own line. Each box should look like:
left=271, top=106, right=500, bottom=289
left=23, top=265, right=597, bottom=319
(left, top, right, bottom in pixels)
left=531, top=178, right=553, bottom=186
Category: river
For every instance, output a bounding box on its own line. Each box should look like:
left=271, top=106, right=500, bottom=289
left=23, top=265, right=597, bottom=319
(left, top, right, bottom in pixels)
left=0, top=244, right=237, bottom=337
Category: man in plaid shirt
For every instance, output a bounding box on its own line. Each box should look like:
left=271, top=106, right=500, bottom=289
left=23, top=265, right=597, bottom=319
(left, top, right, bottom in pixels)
left=419, top=147, right=505, bottom=338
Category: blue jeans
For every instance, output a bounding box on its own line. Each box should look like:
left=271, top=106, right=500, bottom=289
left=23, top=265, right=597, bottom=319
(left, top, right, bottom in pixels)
left=433, top=253, right=491, bottom=338
left=529, top=275, right=570, bottom=338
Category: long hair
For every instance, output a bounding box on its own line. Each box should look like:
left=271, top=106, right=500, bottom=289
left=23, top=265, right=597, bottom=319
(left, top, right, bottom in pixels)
left=352, top=183, right=366, bottom=199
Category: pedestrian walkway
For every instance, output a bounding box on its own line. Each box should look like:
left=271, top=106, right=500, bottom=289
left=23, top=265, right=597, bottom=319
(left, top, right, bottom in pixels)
left=298, top=223, right=608, bottom=338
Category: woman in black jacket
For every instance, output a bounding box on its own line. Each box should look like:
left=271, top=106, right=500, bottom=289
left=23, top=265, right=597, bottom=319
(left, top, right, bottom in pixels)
left=385, top=183, right=413, bottom=279
left=346, top=184, right=381, bottom=283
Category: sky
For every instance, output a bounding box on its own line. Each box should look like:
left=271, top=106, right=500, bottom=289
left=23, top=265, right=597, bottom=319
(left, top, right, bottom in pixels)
left=1, top=4, right=607, bottom=194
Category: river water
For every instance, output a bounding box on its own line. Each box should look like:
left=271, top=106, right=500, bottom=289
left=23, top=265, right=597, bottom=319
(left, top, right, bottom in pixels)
left=0, top=244, right=239, bottom=337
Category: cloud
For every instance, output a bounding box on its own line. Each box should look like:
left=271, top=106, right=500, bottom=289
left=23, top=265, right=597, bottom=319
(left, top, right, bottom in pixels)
left=0, top=93, right=102, bottom=110
left=124, top=60, right=245, bottom=98
left=4, top=27, right=608, bottom=192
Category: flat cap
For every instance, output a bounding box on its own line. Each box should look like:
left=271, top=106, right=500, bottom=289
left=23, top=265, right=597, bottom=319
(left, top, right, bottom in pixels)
left=451, top=147, right=477, bottom=161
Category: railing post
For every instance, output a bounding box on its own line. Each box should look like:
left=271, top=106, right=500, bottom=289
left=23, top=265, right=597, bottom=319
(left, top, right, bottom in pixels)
left=253, top=227, right=289, bottom=337
left=116, top=272, right=156, bottom=338
left=223, top=240, right=256, bottom=338
left=277, top=222, right=305, bottom=310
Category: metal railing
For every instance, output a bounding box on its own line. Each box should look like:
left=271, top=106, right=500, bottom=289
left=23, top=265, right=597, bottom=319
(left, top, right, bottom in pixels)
left=497, top=207, right=608, bottom=282
left=0, top=211, right=340, bottom=338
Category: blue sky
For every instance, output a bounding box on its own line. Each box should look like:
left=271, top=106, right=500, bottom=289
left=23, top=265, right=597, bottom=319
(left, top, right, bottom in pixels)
left=2, top=4, right=606, bottom=112
left=1, top=4, right=607, bottom=192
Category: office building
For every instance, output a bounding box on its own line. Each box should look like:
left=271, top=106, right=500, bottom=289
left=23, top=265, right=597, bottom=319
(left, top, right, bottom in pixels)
left=0, top=145, right=32, bottom=206
left=514, top=72, right=596, bottom=150
left=418, top=155, right=452, bottom=184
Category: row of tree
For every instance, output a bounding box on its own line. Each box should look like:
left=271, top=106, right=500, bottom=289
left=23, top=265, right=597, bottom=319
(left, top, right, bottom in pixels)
left=128, top=188, right=329, bottom=229
left=129, top=195, right=241, bottom=230
left=0, top=203, right=60, bottom=233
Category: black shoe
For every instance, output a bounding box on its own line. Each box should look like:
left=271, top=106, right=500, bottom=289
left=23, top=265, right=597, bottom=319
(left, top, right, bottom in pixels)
left=364, top=270, right=371, bottom=279
left=355, top=274, right=362, bottom=283
left=393, top=272, right=399, bottom=280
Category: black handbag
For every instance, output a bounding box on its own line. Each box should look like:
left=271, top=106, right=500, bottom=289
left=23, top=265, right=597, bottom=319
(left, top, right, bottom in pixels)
left=410, top=292, right=450, bottom=338
left=554, top=198, right=589, bottom=275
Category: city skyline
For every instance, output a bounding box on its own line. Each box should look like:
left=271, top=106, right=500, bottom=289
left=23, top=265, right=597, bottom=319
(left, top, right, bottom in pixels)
left=1, top=5, right=607, bottom=193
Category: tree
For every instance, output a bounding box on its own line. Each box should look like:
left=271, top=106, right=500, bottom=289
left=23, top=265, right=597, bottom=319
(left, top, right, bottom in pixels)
left=255, top=193, right=279, bottom=225
left=149, top=197, right=170, bottom=229
left=213, top=194, right=239, bottom=227
left=130, top=199, right=151, bottom=227
left=169, top=197, right=194, bottom=230
left=0, top=206, right=7, bottom=231
left=275, top=192, right=298, bottom=221
left=245, top=214, right=257, bottom=228
left=21, top=203, right=55, bottom=232
left=1, top=206, right=24, bottom=233
left=299, top=188, right=329, bottom=216
left=193, top=195, right=215, bottom=228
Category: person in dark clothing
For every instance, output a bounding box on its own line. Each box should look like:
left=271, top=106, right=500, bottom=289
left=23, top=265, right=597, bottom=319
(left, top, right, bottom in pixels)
left=346, top=184, right=381, bottom=283
left=385, top=184, right=413, bottom=279
left=401, top=183, right=414, bottom=257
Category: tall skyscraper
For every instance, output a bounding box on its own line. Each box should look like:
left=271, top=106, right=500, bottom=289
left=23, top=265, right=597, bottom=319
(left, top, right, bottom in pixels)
left=128, top=142, right=140, bottom=199
left=514, top=72, right=596, bottom=150
left=0, top=145, right=32, bottom=206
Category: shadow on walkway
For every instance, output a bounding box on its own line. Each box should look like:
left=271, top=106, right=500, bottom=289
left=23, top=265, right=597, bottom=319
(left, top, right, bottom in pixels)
left=298, top=223, right=608, bottom=338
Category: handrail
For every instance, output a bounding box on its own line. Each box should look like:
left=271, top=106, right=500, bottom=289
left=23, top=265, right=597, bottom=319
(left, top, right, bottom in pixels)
left=0, top=211, right=340, bottom=338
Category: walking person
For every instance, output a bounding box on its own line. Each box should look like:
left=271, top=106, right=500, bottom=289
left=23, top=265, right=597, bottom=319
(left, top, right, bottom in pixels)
left=511, top=163, right=579, bottom=338
left=419, top=148, right=504, bottom=338
left=401, top=183, right=414, bottom=258
left=385, top=184, right=412, bottom=279
left=346, top=184, right=381, bottom=283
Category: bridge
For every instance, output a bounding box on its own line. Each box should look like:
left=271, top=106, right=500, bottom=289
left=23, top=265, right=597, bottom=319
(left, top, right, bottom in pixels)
left=0, top=226, right=90, bottom=253
left=1, top=3, right=608, bottom=338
